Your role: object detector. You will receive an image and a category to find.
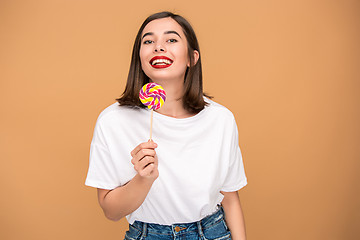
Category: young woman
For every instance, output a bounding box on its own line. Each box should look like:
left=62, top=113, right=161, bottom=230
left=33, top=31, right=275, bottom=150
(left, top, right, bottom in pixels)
left=85, top=11, right=248, bottom=240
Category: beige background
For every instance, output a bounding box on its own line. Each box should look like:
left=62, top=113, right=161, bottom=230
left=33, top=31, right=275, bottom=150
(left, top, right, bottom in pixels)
left=1, top=0, right=359, bottom=239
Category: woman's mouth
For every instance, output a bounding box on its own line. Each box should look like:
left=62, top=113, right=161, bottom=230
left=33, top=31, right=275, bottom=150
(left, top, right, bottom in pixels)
left=150, top=56, right=173, bottom=69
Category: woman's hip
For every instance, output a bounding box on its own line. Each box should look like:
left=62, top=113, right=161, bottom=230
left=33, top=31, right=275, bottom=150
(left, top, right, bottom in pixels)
left=124, top=205, right=231, bottom=240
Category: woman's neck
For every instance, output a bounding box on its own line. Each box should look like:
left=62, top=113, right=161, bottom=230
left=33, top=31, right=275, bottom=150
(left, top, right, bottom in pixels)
left=151, top=79, right=194, bottom=119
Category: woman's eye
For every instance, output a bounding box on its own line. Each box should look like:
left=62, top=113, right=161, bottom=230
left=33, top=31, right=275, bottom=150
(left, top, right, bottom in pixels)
left=167, top=39, right=178, bottom=43
left=143, top=40, right=153, bottom=44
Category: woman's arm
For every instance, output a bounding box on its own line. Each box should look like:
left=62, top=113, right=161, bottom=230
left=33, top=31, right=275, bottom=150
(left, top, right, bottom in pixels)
left=97, top=141, right=159, bottom=221
left=220, top=190, right=247, bottom=240
left=97, top=173, right=156, bottom=221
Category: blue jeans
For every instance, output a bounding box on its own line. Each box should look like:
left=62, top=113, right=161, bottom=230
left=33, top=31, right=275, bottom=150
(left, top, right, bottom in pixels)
left=124, top=205, right=231, bottom=240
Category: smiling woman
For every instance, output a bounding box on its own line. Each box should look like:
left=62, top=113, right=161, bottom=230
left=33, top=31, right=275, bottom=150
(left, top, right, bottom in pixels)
left=139, top=17, right=194, bottom=103
left=116, top=12, right=210, bottom=114
left=85, top=11, right=248, bottom=240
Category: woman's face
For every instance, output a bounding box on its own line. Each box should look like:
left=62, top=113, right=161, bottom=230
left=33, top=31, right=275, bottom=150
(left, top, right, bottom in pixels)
left=139, top=17, right=190, bottom=84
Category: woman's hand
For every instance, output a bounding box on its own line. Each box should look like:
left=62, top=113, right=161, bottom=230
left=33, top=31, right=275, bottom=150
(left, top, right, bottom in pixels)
left=130, top=141, right=159, bottom=181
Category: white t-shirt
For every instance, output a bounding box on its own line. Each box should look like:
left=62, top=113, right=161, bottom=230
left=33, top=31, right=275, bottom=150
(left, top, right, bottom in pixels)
left=85, top=98, right=247, bottom=225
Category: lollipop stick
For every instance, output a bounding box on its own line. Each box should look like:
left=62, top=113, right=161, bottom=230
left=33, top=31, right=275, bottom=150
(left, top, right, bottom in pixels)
left=139, top=83, right=166, bottom=140
left=150, top=109, right=153, bottom=140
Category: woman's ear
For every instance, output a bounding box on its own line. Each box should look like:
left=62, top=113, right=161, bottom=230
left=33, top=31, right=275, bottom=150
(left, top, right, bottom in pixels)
left=187, top=50, right=200, bottom=67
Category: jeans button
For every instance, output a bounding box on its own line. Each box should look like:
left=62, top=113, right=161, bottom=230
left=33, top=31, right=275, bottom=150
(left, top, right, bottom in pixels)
left=175, top=226, right=180, bottom=232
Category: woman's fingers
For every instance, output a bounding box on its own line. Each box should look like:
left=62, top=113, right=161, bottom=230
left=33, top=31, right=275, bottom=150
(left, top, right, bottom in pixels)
left=130, top=141, right=159, bottom=178
left=139, top=163, right=155, bottom=177
left=131, top=149, right=156, bottom=165
left=153, top=154, right=158, bottom=166
left=131, top=141, right=157, bottom=158
left=134, top=156, right=155, bottom=172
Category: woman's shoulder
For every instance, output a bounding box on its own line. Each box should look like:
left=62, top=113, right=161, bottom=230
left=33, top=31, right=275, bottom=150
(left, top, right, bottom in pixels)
left=96, top=102, right=144, bottom=123
left=204, top=97, right=236, bottom=121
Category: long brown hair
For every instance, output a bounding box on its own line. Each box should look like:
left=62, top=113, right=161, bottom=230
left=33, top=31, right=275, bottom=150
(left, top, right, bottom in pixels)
left=116, top=11, right=211, bottom=113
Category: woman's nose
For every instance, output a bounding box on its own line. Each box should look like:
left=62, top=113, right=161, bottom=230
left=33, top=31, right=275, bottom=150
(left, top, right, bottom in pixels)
left=154, top=44, right=165, bottom=53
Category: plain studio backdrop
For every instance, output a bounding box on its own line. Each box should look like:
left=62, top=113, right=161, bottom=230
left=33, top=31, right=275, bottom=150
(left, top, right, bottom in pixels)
left=0, top=0, right=359, bottom=239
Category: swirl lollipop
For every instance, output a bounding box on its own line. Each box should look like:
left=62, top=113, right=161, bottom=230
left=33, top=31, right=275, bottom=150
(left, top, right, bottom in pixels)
left=139, top=83, right=166, bottom=110
left=139, top=83, right=166, bottom=139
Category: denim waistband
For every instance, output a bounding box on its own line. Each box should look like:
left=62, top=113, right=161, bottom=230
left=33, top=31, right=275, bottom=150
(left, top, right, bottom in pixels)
left=131, top=205, right=225, bottom=236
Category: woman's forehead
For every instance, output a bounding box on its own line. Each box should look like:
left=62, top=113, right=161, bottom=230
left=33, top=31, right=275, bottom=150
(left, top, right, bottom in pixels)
left=142, top=18, right=185, bottom=38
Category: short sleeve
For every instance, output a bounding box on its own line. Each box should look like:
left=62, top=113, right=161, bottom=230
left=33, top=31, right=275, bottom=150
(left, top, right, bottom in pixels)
left=221, top=118, right=248, bottom=192
left=85, top=118, right=122, bottom=190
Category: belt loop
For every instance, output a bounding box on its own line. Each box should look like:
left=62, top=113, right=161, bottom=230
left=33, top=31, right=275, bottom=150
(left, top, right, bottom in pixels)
left=197, top=221, right=204, bottom=238
left=219, top=204, right=225, bottom=217
left=141, top=222, right=147, bottom=239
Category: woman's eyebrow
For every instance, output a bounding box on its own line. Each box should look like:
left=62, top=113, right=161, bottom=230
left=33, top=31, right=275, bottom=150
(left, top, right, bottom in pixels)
left=142, top=30, right=182, bottom=39
left=164, top=31, right=181, bottom=38
left=142, top=32, right=153, bottom=39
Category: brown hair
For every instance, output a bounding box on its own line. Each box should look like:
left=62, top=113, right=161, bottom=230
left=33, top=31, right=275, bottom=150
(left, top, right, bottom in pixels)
left=116, top=11, right=211, bottom=113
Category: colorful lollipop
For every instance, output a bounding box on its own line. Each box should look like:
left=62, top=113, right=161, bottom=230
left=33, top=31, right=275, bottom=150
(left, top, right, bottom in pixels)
left=139, top=83, right=166, bottom=139
left=139, top=83, right=166, bottom=110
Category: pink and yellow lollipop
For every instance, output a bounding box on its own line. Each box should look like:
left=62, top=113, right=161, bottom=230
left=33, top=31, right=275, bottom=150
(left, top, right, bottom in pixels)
left=139, top=83, right=166, bottom=139
left=139, top=83, right=166, bottom=110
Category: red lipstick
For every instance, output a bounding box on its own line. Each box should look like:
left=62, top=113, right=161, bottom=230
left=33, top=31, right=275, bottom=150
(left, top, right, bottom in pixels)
left=149, top=56, right=173, bottom=69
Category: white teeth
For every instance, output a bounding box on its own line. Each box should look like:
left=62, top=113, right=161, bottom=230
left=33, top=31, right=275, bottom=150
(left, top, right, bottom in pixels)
left=151, top=59, right=172, bottom=65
